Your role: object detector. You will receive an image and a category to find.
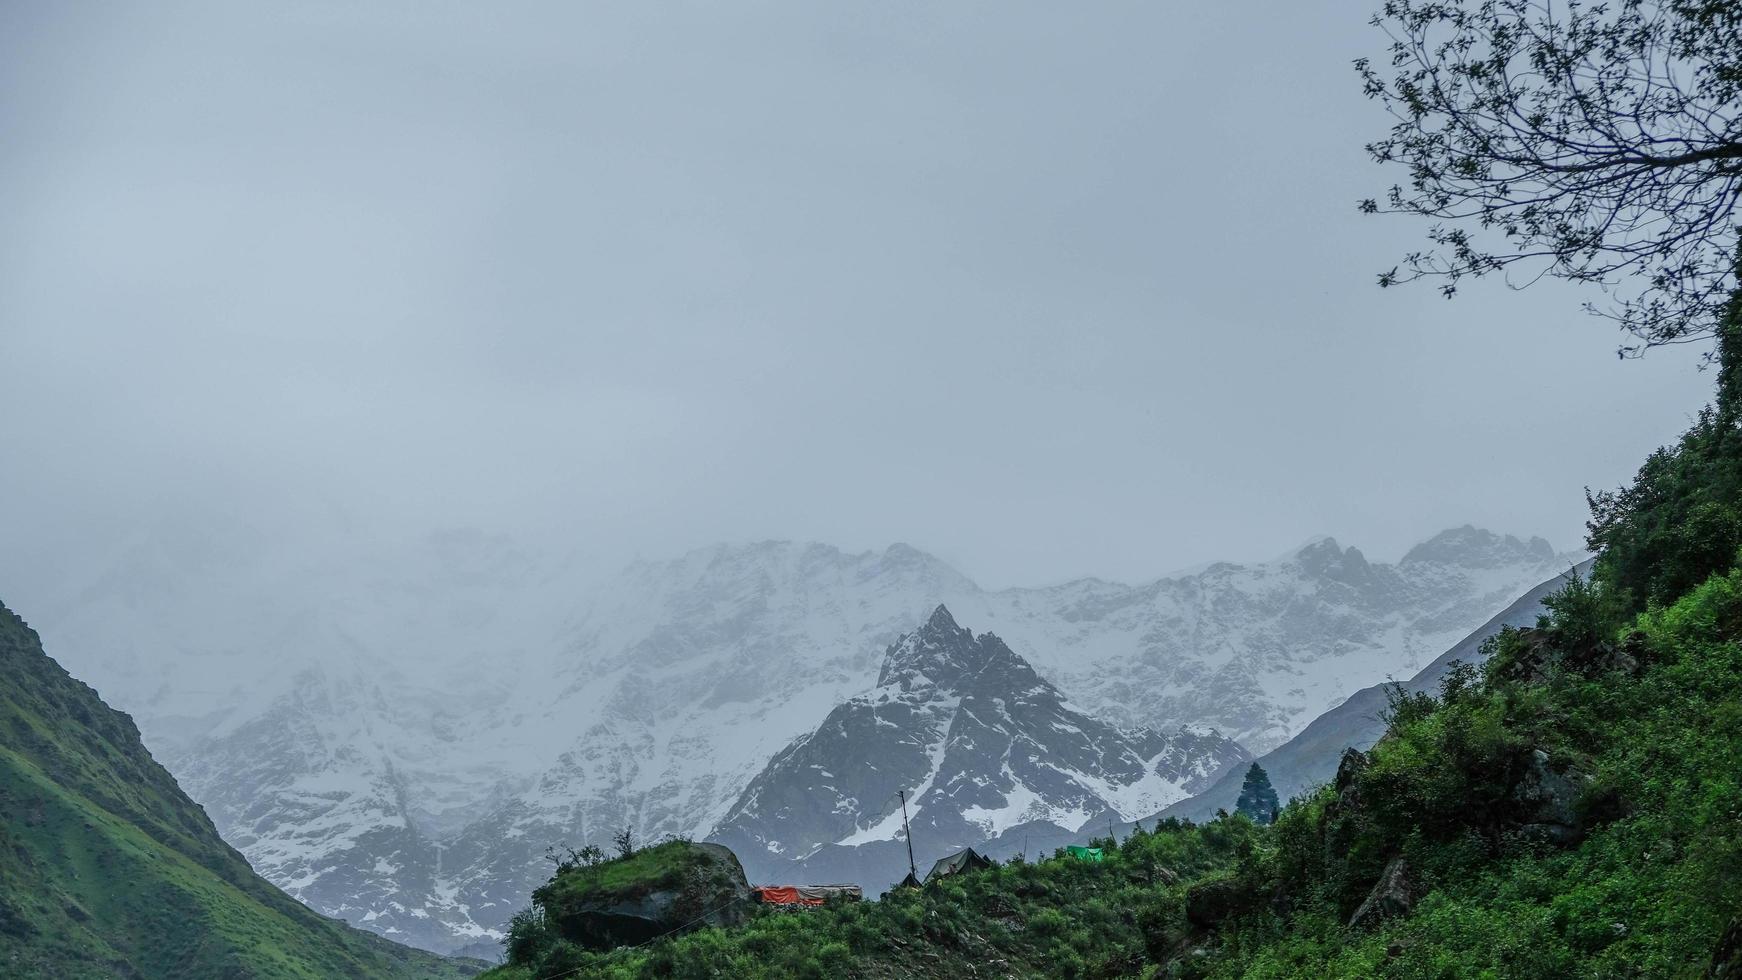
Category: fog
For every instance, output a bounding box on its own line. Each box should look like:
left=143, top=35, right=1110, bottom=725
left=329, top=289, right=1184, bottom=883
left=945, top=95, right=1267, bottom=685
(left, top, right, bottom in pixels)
left=0, top=0, right=1712, bottom=605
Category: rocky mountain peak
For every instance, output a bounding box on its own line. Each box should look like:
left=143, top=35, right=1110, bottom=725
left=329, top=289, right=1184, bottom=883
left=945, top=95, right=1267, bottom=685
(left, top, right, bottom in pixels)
left=711, top=607, right=1252, bottom=889
left=875, top=604, right=1038, bottom=694
left=1294, top=536, right=1342, bottom=560
left=1287, top=537, right=1382, bottom=592
left=1401, top=525, right=1558, bottom=568
left=925, top=602, right=963, bottom=633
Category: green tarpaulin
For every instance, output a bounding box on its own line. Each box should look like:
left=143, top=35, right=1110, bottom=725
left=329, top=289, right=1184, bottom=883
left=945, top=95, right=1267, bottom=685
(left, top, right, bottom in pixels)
left=1065, top=846, right=1104, bottom=862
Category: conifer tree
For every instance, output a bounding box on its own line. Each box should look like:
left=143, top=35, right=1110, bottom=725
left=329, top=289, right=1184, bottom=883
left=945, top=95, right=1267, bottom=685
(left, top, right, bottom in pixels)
left=1234, top=763, right=1280, bottom=825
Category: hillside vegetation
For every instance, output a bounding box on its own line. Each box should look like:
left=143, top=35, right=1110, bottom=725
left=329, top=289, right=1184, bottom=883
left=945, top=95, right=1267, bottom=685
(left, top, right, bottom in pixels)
left=481, top=336, right=1742, bottom=978
left=0, top=601, right=479, bottom=980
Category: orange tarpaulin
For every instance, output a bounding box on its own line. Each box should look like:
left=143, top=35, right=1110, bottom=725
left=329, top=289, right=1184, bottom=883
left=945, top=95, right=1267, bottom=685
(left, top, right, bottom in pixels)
left=752, top=885, right=862, bottom=906
left=752, top=886, right=821, bottom=906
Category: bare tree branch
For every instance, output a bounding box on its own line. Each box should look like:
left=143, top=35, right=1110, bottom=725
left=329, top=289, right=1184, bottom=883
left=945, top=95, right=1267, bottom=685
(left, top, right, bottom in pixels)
left=1359, top=0, right=1742, bottom=356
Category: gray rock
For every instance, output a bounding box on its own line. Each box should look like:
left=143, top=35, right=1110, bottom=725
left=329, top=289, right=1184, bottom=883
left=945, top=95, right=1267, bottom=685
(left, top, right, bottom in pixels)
left=1348, top=858, right=1414, bottom=929
left=1321, top=748, right=1371, bottom=863
left=1511, top=748, right=1592, bottom=842
left=1332, top=748, right=1368, bottom=797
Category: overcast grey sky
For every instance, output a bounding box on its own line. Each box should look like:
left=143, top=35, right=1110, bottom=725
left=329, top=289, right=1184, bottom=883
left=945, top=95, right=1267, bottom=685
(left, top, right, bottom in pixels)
left=0, top=1, right=1714, bottom=594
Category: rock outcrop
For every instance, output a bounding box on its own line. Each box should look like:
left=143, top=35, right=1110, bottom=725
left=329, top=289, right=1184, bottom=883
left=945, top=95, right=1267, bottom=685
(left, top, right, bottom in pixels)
left=1511, top=748, right=1594, bottom=844
left=1321, top=748, right=1371, bottom=866
left=537, top=842, right=752, bottom=952
left=1492, top=625, right=1651, bottom=687
left=1347, top=858, right=1414, bottom=929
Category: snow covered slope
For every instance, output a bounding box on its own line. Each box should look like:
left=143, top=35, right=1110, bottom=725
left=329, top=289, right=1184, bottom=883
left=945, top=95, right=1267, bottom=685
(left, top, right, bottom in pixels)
left=27, top=525, right=1579, bottom=953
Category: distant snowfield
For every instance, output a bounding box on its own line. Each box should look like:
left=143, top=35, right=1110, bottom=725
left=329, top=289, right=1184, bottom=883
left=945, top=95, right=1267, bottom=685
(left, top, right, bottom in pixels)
left=28, top=524, right=1580, bottom=953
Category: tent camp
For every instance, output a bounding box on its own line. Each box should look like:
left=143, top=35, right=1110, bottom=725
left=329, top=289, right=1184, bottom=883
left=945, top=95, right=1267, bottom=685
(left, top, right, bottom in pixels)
left=925, top=847, right=995, bottom=883
left=751, top=885, right=862, bottom=907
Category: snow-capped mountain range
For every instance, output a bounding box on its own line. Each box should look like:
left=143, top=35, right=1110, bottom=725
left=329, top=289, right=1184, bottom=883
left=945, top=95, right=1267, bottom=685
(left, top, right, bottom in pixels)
left=24, top=524, right=1580, bottom=954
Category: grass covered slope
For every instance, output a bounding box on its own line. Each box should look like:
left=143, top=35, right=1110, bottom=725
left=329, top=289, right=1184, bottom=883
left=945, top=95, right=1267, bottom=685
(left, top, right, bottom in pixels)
left=1189, top=567, right=1742, bottom=977
left=0, top=600, right=478, bottom=980
left=484, top=819, right=1259, bottom=979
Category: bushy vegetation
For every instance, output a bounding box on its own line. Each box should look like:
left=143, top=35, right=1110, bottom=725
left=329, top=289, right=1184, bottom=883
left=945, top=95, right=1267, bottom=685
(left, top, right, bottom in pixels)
left=485, top=820, right=1258, bottom=979
left=1190, top=563, right=1742, bottom=977
left=484, top=325, right=1742, bottom=978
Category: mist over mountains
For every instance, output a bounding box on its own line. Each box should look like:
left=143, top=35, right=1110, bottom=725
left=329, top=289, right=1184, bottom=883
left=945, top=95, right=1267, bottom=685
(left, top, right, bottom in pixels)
left=24, top=523, right=1578, bottom=953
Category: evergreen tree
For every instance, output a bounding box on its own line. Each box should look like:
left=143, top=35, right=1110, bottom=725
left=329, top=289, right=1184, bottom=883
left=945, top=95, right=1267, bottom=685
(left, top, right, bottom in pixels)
left=1234, top=763, right=1280, bottom=825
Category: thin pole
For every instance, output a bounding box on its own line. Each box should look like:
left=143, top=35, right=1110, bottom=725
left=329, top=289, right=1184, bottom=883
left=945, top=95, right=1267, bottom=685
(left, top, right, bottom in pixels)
left=899, top=790, right=917, bottom=881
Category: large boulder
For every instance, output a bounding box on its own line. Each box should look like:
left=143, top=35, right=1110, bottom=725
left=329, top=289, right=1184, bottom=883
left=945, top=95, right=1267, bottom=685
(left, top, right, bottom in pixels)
left=1322, top=748, right=1370, bottom=864
left=1488, top=627, right=1559, bottom=685
left=536, top=841, right=752, bottom=951
left=1511, top=748, right=1594, bottom=844
left=1331, top=748, right=1368, bottom=798
left=1185, top=878, right=1246, bottom=931
left=1347, top=858, right=1414, bottom=929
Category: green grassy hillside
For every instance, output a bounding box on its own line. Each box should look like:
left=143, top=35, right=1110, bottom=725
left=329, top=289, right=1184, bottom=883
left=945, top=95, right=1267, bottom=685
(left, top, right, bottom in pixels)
left=0, top=600, right=479, bottom=980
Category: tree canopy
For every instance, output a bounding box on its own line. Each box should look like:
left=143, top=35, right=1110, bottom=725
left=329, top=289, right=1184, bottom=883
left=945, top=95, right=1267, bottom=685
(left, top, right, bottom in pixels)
left=1359, top=0, right=1742, bottom=355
